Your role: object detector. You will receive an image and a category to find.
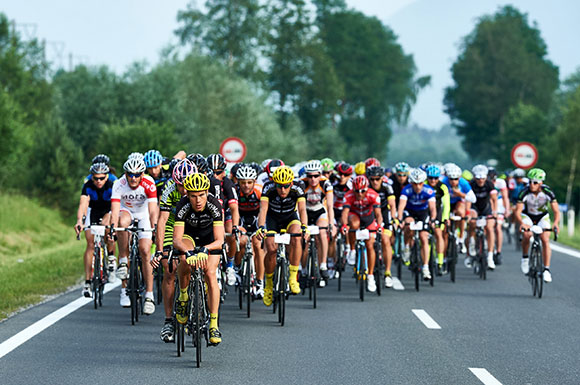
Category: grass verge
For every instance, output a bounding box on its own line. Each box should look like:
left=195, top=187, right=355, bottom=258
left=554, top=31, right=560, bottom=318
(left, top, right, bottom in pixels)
left=0, top=194, right=84, bottom=320
left=557, top=223, right=580, bottom=250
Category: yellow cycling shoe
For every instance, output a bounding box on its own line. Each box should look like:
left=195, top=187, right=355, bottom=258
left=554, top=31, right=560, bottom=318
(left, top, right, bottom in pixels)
left=263, top=286, right=273, bottom=306
left=209, top=327, right=222, bottom=345
left=175, top=298, right=188, bottom=325
left=289, top=278, right=301, bottom=295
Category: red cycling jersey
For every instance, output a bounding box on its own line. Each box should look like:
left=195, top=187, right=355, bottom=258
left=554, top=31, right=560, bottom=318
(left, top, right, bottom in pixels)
left=343, top=189, right=381, bottom=219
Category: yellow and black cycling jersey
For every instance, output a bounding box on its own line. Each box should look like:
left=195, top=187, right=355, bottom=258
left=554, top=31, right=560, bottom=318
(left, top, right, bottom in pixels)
left=261, top=180, right=305, bottom=219
left=174, top=194, right=224, bottom=239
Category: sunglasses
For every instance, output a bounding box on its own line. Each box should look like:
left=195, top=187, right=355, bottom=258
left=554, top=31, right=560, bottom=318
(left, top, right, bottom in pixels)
left=307, top=174, right=321, bottom=178
left=213, top=169, right=224, bottom=175
left=354, top=189, right=367, bottom=193
left=369, top=177, right=382, bottom=182
left=449, top=178, right=459, bottom=181
left=531, top=180, right=542, bottom=185
left=428, top=177, right=439, bottom=180
left=397, top=173, right=408, bottom=177
left=276, top=183, right=292, bottom=189
left=339, top=173, right=351, bottom=177
left=127, top=173, right=143, bottom=178
left=92, top=176, right=106, bottom=181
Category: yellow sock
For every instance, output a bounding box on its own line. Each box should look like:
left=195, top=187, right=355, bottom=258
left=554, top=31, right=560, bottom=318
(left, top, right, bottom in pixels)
left=289, top=265, right=299, bottom=281
left=210, top=313, right=218, bottom=329
left=437, top=252, right=444, bottom=265
left=385, top=270, right=391, bottom=277
left=179, top=287, right=188, bottom=301
left=265, top=272, right=274, bottom=288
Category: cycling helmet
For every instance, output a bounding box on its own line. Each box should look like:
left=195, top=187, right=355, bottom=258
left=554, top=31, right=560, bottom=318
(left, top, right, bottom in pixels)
left=354, top=162, right=366, bottom=176
left=409, top=168, right=427, bottom=184
left=304, top=159, right=322, bottom=174
left=395, top=162, right=410, bottom=174
left=144, top=149, right=163, bottom=168
left=365, top=157, right=381, bottom=168
left=446, top=164, right=462, bottom=179
left=487, top=167, right=498, bottom=179
left=462, top=169, right=473, bottom=181
left=230, top=163, right=242, bottom=179
left=366, top=166, right=384, bottom=178
left=512, top=168, right=526, bottom=178
left=265, top=159, right=285, bottom=177
left=353, top=175, right=369, bottom=190
left=207, top=153, right=227, bottom=171
left=249, top=162, right=262, bottom=175
left=236, top=164, right=258, bottom=180
left=167, top=158, right=180, bottom=175
left=123, top=157, right=146, bottom=174
left=90, top=162, right=109, bottom=175
left=472, top=164, right=488, bottom=179
left=426, top=164, right=441, bottom=178
left=172, top=159, right=197, bottom=185
left=321, top=158, right=334, bottom=172
left=91, top=154, right=110, bottom=165
left=272, top=166, right=294, bottom=184
left=261, top=159, right=272, bottom=169
left=183, top=173, right=211, bottom=192
left=127, top=152, right=144, bottom=161
left=336, top=162, right=353, bottom=175
left=187, top=153, right=210, bottom=174
left=527, top=168, right=546, bottom=182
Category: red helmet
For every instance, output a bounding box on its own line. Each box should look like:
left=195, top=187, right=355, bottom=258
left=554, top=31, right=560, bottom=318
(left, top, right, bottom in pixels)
left=265, top=159, right=285, bottom=177
left=365, top=157, right=381, bottom=168
left=353, top=175, right=369, bottom=190
left=336, top=162, right=353, bottom=175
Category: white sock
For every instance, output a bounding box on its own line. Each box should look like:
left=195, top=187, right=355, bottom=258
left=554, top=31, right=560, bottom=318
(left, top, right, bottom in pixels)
left=320, top=262, right=327, bottom=270
left=119, top=257, right=128, bottom=265
left=145, top=291, right=154, bottom=300
left=488, top=251, right=494, bottom=259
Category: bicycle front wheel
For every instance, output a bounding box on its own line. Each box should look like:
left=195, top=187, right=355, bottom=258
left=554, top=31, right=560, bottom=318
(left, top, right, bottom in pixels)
left=279, top=262, right=286, bottom=326
left=244, top=255, right=252, bottom=317
left=194, top=276, right=202, bottom=368
left=92, top=247, right=101, bottom=309
left=129, top=259, right=138, bottom=325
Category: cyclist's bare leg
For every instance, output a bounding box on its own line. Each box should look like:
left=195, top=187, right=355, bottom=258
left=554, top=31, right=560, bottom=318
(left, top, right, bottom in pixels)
left=204, top=254, right=220, bottom=314
left=101, top=213, right=114, bottom=255
left=541, top=231, right=551, bottom=267
left=117, top=211, right=133, bottom=288
left=288, top=223, right=302, bottom=267
left=317, top=217, right=329, bottom=266
left=403, top=217, right=414, bottom=247
left=162, top=257, right=176, bottom=318
left=235, top=230, right=247, bottom=266
left=252, top=235, right=265, bottom=281
left=264, top=236, right=277, bottom=274
left=177, top=238, right=194, bottom=291
left=138, top=237, right=154, bottom=292
left=521, top=231, right=532, bottom=256
left=495, top=216, right=503, bottom=253
left=420, top=231, right=430, bottom=265
left=485, top=219, right=495, bottom=256
left=84, top=230, right=95, bottom=281
left=366, top=234, right=376, bottom=273
left=382, top=231, right=392, bottom=273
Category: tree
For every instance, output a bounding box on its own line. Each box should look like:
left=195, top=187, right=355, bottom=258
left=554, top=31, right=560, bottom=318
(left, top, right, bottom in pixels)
left=444, top=5, right=559, bottom=160
left=176, top=0, right=265, bottom=79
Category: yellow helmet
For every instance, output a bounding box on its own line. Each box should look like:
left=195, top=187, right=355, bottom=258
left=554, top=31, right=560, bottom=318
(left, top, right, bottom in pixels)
left=354, top=162, right=366, bottom=176
left=272, top=166, right=294, bottom=184
left=183, top=173, right=210, bottom=192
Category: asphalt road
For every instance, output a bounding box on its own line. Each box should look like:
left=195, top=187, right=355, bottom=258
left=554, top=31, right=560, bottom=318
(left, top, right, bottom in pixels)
left=2, top=241, right=580, bottom=384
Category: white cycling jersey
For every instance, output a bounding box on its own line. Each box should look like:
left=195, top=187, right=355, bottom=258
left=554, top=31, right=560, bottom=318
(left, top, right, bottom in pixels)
left=111, top=175, right=157, bottom=214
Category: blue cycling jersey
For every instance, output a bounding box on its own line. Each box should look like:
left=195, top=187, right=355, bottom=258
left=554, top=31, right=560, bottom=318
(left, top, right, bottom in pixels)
left=441, top=176, right=472, bottom=204
left=400, top=184, right=435, bottom=212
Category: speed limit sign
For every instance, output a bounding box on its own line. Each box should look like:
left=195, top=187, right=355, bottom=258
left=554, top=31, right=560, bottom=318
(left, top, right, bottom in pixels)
left=511, top=142, right=538, bottom=169
left=220, top=137, right=247, bottom=163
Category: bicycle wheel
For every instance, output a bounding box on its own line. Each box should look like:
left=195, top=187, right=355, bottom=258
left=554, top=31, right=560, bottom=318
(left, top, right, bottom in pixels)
left=412, top=243, right=420, bottom=292
left=337, top=240, right=344, bottom=292
left=279, top=262, right=286, bottom=326
left=238, top=259, right=244, bottom=310
left=155, top=265, right=163, bottom=305
left=358, top=246, right=365, bottom=302
left=449, top=239, right=457, bottom=283
left=244, top=255, right=252, bottom=317
left=479, top=236, right=487, bottom=280
left=429, top=238, right=435, bottom=287
left=193, top=275, right=202, bottom=368
left=311, top=244, right=318, bottom=309
left=374, top=241, right=383, bottom=296
left=537, top=246, right=544, bottom=298
left=129, top=256, right=138, bottom=325
left=92, top=247, right=100, bottom=309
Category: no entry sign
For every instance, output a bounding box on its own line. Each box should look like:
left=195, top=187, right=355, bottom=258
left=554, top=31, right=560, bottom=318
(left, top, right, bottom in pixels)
left=511, top=142, right=538, bottom=169
left=220, top=137, right=247, bottom=163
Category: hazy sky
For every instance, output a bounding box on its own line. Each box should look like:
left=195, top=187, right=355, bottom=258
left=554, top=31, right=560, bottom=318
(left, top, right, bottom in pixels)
left=2, top=0, right=579, bottom=129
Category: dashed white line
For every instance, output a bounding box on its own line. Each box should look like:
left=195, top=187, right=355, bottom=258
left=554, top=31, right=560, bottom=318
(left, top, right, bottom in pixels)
left=551, top=243, right=580, bottom=259
left=469, top=368, right=503, bottom=385
left=0, top=281, right=121, bottom=359
left=411, top=309, right=441, bottom=329
left=392, top=277, right=405, bottom=290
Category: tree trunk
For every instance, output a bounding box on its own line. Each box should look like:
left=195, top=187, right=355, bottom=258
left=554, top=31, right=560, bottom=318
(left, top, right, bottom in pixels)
left=565, top=148, right=577, bottom=208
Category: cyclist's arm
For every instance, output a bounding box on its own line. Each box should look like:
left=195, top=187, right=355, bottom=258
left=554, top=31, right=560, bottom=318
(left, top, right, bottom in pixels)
left=326, top=191, right=335, bottom=225
left=173, top=150, right=186, bottom=159
left=387, top=195, right=397, bottom=223
left=397, top=196, right=407, bottom=220
left=172, top=222, right=188, bottom=253
left=514, top=202, right=524, bottom=226
left=148, top=200, right=159, bottom=232
left=551, top=200, right=560, bottom=232
left=297, top=198, right=308, bottom=226
left=428, top=199, right=437, bottom=221
left=230, top=202, right=240, bottom=228
left=374, top=206, right=383, bottom=228
left=501, top=187, right=510, bottom=214
left=257, top=198, right=269, bottom=228
left=341, top=206, right=350, bottom=225
left=490, top=190, right=498, bottom=215
left=75, top=195, right=90, bottom=230
left=156, top=211, right=169, bottom=252
left=110, top=200, right=120, bottom=227
left=441, top=184, right=451, bottom=222
left=207, top=222, right=225, bottom=251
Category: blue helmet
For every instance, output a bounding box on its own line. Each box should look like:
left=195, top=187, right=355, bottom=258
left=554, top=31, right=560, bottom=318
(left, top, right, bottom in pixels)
left=426, top=165, right=441, bottom=178
left=144, top=150, right=163, bottom=168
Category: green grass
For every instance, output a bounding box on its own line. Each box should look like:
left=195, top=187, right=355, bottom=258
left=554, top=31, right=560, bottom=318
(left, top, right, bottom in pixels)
left=0, top=194, right=84, bottom=320
left=557, top=223, right=580, bottom=250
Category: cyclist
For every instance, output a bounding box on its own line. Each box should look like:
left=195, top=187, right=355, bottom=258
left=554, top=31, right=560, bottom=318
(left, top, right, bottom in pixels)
left=256, top=159, right=284, bottom=190
left=110, top=156, right=158, bottom=313
left=173, top=173, right=225, bottom=345
left=85, top=154, right=117, bottom=183
left=256, top=166, right=308, bottom=305
left=354, top=162, right=366, bottom=176
left=392, top=162, right=410, bottom=209
left=365, top=157, right=381, bottom=168
left=425, top=165, right=450, bottom=275
left=341, top=175, right=382, bottom=292
left=367, top=166, right=397, bottom=288
left=300, top=160, right=335, bottom=286
left=74, top=162, right=115, bottom=297
left=150, top=159, right=196, bottom=342
left=321, top=158, right=335, bottom=182
left=234, top=164, right=266, bottom=298
left=397, top=168, right=437, bottom=281
left=331, top=162, right=354, bottom=266
left=514, top=168, right=560, bottom=282
left=509, top=168, right=528, bottom=206
left=466, top=165, right=497, bottom=270
left=207, top=154, right=240, bottom=286
left=488, top=167, right=510, bottom=265
left=441, top=163, right=475, bottom=254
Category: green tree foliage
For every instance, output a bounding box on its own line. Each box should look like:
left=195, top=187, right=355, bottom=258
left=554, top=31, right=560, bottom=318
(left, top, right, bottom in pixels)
left=444, top=5, right=559, bottom=160
left=0, top=90, right=30, bottom=187
left=176, top=0, right=264, bottom=79
left=319, top=10, right=427, bottom=160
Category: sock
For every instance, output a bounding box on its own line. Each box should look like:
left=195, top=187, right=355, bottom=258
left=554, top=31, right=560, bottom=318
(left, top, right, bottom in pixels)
left=544, top=266, right=550, bottom=270
left=179, top=287, right=188, bottom=301
left=423, top=264, right=429, bottom=270
left=385, top=270, right=391, bottom=277
left=289, top=265, right=299, bottom=282
left=227, top=259, right=233, bottom=268
left=522, top=255, right=529, bottom=259
left=165, top=317, right=172, bottom=323
left=488, top=251, right=493, bottom=259
left=119, top=257, right=128, bottom=265
left=108, top=254, right=115, bottom=260
left=437, top=252, right=444, bottom=265
left=210, top=313, right=218, bottom=329
left=265, top=273, right=274, bottom=289
left=320, top=262, right=327, bottom=270
left=145, top=291, right=154, bottom=300
left=256, top=279, right=263, bottom=287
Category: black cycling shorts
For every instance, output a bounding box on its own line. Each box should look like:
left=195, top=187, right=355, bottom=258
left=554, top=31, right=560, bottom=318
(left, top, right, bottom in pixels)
left=266, top=212, right=301, bottom=233
left=240, top=215, right=258, bottom=233
left=403, top=209, right=430, bottom=230
left=307, top=208, right=327, bottom=225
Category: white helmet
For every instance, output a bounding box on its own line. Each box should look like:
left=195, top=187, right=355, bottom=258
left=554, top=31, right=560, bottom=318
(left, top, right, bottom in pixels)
left=128, top=152, right=144, bottom=161
left=472, top=164, right=488, bottom=179
left=124, top=157, right=146, bottom=174
left=446, top=164, right=462, bottom=179
left=261, top=159, right=272, bottom=169
left=304, top=159, right=322, bottom=174
left=409, top=168, right=427, bottom=184
left=236, top=165, right=257, bottom=180
left=512, top=168, right=526, bottom=178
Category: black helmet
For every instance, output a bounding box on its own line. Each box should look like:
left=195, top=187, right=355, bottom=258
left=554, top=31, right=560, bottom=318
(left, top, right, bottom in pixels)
left=207, top=154, right=227, bottom=171
left=92, top=154, right=110, bottom=165
left=366, top=166, right=384, bottom=178
left=187, top=153, right=210, bottom=174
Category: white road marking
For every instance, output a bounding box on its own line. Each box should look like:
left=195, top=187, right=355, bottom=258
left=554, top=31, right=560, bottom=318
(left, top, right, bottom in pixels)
left=411, top=309, right=441, bottom=329
left=551, top=243, right=580, bottom=259
left=0, top=281, right=121, bottom=359
left=469, top=368, right=503, bottom=385
left=392, top=277, right=405, bottom=290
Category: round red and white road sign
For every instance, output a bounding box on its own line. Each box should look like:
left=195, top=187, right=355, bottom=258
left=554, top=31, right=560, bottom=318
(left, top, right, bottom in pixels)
left=220, top=137, right=247, bottom=163
left=511, top=142, right=538, bottom=169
